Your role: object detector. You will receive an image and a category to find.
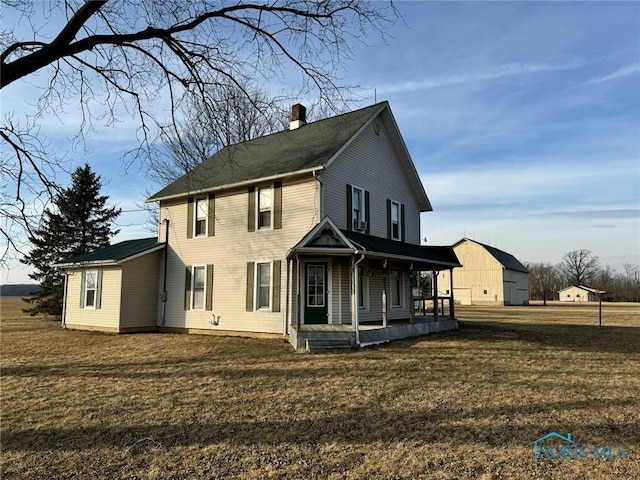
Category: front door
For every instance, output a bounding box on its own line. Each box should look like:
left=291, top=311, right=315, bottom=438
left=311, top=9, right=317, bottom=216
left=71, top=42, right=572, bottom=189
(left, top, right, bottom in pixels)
left=305, top=263, right=328, bottom=324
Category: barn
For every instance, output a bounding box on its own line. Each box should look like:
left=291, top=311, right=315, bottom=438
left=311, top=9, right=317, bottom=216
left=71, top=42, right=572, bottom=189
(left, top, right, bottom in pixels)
left=438, top=238, right=529, bottom=306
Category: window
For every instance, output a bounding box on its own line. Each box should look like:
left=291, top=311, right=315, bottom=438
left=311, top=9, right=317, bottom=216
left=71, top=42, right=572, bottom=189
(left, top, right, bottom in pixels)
left=307, top=264, right=325, bottom=307
left=390, top=269, right=402, bottom=307
left=484, top=289, right=488, bottom=295
left=84, top=270, right=98, bottom=308
left=258, top=186, right=272, bottom=229
left=80, top=270, right=102, bottom=309
left=256, top=262, right=271, bottom=309
left=352, top=186, right=366, bottom=230
left=391, top=201, right=401, bottom=240
left=194, top=198, right=207, bottom=236
left=192, top=266, right=206, bottom=310
left=357, top=266, right=368, bottom=309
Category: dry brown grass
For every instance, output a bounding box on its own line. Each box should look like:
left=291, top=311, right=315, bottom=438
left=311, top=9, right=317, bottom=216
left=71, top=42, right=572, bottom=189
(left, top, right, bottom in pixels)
left=1, top=297, right=639, bottom=479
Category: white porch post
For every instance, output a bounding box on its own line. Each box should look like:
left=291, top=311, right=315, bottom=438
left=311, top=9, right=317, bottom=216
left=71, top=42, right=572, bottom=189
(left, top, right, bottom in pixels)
left=449, top=268, right=455, bottom=319
left=352, top=255, right=364, bottom=345
left=382, top=260, right=388, bottom=328
left=433, top=270, right=439, bottom=321
left=296, top=255, right=301, bottom=330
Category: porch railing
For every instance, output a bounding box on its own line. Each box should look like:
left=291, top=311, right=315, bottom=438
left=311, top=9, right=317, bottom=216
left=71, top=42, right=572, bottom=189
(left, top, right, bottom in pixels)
left=412, top=296, right=452, bottom=319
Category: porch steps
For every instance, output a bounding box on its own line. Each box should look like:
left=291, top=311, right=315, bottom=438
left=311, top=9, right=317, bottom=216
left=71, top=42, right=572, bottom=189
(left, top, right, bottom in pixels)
left=305, top=338, right=354, bottom=353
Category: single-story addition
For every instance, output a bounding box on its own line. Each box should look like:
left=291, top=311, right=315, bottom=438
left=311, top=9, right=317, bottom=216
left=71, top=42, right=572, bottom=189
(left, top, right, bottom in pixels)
left=56, top=238, right=164, bottom=332
left=558, top=285, right=605, bottom=302
left=438, top=238, right=529, bottom=306
left=56, top=101, right=463, bottom=350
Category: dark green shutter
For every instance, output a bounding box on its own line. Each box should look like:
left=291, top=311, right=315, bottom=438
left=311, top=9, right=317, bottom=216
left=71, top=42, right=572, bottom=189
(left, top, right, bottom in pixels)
left=95, top=270, right=103, bottom=309
left=272, top=260, right=281, bottom=312
left=346, top=184, right=352, bottom=231
left=207, top=194, right=215, bottom=237
left=274, top=181, right=282, bottom=229
left=248, top=187, right=256, bottom=232
left=246, top=262, right=255, bottom=311
left=386, top=199, right=392, bottom=239
left=186, top=198, right=194, bottom=239
left=401, top=204, right=406, bottom=242
left=364, top=190, right=370, bottom=234
left=184, top=266, right=192, bottom=310
left=80, top=271, right=86, bottom=308
left=205, top=264, right=214, bottom=311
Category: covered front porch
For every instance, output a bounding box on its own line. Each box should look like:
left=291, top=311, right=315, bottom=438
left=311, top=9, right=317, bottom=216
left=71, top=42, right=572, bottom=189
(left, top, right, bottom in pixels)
left=283, top=218, right=461, bottom=351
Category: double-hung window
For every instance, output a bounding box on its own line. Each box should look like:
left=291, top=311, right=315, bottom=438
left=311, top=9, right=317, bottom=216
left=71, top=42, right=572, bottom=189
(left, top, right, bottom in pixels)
left=258, top=187, right=272, bottom=229
left=390, top=269, right=402, bottom=307
left=80, top=270, right=102, bottom=309
left=84, top=270, right=98, bottom=308
left=390, top=201, right=401, bottom=240
left=194, top=198, right=207, bottom=237
left=192, top=266, right=206, bottom=310
left=352, top=186, right=365, bottom=231
left=256, top=262, right=272, bottom=309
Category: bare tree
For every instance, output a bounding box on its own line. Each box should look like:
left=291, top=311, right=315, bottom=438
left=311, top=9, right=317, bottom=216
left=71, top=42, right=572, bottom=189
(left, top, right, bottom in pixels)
left=525, top=262, right=561, bottom=305
left=0, top=0, right=397, bottom=264
left=557, top=249, right=601, bottom=287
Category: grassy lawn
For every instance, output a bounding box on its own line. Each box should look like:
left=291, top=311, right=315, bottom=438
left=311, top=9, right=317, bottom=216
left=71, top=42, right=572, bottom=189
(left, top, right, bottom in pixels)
left=1, top=297, right=639, bottom=479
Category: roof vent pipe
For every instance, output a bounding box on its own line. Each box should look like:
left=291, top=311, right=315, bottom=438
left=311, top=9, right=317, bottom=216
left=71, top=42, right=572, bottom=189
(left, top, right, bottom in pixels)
left=289, top=104, right=306, bottom=130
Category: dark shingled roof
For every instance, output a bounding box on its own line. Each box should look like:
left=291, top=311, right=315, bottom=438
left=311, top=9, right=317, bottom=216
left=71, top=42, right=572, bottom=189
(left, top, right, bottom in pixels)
left=147, top=103, right=386, bottom=201
left=343, top=230, right=461, bottom=270
left=460, top=239, right=528, bottom=273
left=59, top=237, right=163, bottom=266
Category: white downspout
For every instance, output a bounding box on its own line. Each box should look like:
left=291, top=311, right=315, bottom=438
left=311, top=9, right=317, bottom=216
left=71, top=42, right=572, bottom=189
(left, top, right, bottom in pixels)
left=61, top=272, right=68, bottom=328
left=284, top=258, right=290, bottom=336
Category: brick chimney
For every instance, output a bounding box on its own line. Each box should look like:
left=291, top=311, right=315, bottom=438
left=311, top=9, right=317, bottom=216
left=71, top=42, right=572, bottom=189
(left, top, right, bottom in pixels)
left=289, top=104, right=307, bottom=130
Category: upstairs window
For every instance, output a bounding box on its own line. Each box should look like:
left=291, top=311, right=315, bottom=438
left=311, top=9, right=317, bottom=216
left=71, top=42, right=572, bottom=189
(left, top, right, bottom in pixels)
left=195, top=198, right=207, bottom=237
left=248, top=183, right=282, bottom=232
left=391, top=201, right=401, bottom=240
left=346, top=184, right=369, bottom=233
left=387, top=199, right=405, bottom=241
left=258, top=186, right=272, bottom=229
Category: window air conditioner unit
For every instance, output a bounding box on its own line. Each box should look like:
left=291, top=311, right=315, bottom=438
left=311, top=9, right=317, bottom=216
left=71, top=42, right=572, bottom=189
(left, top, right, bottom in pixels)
left=354, top=220, right=367, bottom=231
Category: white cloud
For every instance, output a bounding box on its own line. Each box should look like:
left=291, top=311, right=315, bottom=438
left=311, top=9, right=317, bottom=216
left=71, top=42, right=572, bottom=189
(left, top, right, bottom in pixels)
left=378, top=57, right=591, bottom=94
left=581, top=63, right=640, bottom=86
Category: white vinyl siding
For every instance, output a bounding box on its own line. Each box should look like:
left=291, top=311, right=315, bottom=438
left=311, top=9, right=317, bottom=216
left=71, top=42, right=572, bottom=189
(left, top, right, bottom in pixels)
left=158, top=176, right=318, bottom=334
left=64, top=267, right=122, bottom=330
left=320, top=118, right=422, bottom=244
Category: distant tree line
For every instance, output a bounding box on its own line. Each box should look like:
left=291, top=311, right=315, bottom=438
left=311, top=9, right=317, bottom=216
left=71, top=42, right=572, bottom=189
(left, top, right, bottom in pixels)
left=526, top=249, right=640, bottom=303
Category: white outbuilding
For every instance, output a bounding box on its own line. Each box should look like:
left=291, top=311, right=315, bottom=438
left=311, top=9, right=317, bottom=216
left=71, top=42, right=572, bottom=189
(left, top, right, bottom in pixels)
left=558, top=285, right=605, bottom=302
left=438, top=238, right=529, bottom=306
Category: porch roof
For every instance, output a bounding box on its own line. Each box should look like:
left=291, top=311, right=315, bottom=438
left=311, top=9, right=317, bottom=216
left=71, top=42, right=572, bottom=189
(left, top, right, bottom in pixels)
left=342, top=230, right=461, bottom=271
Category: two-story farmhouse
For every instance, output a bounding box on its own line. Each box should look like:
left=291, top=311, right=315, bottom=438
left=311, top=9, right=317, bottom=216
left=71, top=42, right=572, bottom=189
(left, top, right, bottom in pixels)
left=58, top=102, right=461, bottom=349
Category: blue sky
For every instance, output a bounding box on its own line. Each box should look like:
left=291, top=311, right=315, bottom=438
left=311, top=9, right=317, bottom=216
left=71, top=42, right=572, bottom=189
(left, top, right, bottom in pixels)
left=1, top=1, right=639, bottom=284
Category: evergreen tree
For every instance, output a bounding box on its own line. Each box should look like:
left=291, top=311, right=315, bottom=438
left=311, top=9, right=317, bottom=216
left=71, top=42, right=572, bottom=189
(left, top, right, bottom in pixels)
left=21, top=164, right=121, bottom=317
